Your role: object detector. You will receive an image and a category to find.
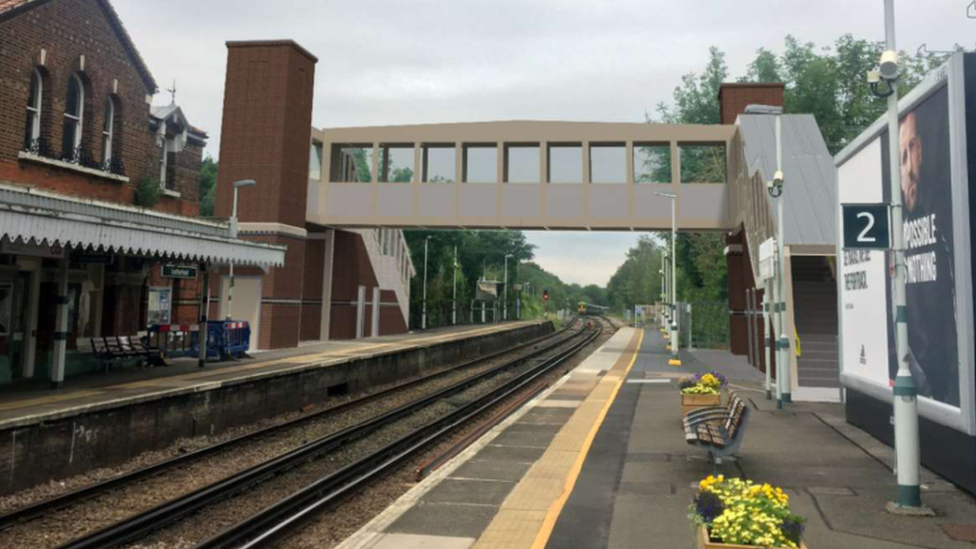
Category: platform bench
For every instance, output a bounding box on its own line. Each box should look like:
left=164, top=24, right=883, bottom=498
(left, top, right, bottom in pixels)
left=90, top=336, right=164, bottom=372
left=684, top=396, right=750, bottom=473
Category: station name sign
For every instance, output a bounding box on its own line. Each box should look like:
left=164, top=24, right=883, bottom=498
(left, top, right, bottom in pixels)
left=162, top=264, right=198, bottom=279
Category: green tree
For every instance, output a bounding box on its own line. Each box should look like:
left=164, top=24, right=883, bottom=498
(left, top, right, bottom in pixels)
left=199, top=155, right=218, bottom=216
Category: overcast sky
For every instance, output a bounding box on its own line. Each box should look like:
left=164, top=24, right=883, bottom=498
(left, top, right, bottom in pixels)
left=113, top=0, right=974, bottom=286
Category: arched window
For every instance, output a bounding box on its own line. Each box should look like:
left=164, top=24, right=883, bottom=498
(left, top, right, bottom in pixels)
left=24, top=68, right=43, bottom=149
left=102, top=98, right=115, bottom=164
left=62, top=73, right=84, bottom=158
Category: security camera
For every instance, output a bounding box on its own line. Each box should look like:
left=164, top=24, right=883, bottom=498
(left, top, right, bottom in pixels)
left=773, top=170, right=784, bottom=188
left=867, top=70, right=881, bottom=84
left=879, top=50, right=899, bottom=80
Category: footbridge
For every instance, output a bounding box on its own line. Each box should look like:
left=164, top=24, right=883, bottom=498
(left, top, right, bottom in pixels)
left=306, top=121, right=746, bottom=231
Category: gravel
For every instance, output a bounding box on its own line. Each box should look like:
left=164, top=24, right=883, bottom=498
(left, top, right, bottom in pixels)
left=0, top=325, right=579, bottom=549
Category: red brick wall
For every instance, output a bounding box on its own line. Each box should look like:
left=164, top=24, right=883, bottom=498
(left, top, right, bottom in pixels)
left=718, top=83, right=785, bottom=125
left=300, top=238, right=325, bottom=341
left=0, top=0, right=200, bottom=215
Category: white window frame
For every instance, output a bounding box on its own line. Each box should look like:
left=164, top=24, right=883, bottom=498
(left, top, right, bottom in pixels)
left=159, top=136, right=169, bottom=188
left=25, top=68, right=43, bottom=145
left=63, top=73, right=84, bottom=152
left=102, top=98, right=114, bottom=164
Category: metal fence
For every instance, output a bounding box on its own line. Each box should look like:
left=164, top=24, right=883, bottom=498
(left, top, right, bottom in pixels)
left=678, top=300, right=730, bottom=350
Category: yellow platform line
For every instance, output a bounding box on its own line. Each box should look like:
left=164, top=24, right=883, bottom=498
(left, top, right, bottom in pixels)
left=472, top=328, right=643, bottom=549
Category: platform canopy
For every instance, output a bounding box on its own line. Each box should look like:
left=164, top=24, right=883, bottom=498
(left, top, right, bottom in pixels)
left=0, top=183, right=285, bottom=267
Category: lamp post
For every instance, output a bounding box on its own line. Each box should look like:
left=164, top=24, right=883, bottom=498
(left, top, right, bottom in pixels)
left=870, top=0, right=925, bottom=514
left=226, top=179, right=255, bottom=321
left=765, top=112, right=790, bottom=407
left=516, top=260, right=521, bottom=320
left=452, top=245, right=458, bottom=325
left=422, top=236, right=431, bottom=330
left=656, top=192, right=680, bottom=366
left=504, top=254, right=513, bottom=321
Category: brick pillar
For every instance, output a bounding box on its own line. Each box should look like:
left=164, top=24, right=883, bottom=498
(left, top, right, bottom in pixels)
left=216, top=40, right=318, bottom=350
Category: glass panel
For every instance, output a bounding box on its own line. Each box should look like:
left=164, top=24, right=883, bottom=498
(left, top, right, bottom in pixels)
left=679, top=144, right=727, bottom=183
left=464, top=145, right=497, bottom=183
left=505, top=145, right=540, bottom=184
left=61, top=119, right=77, bottom=156
left=634, top=144, right=671, bottom=183
left=309, top=141, right=323, bottom=180
left=65, top=75, right=81, bottom=118
left=28, top=71, right=40, bottom=109
left=331, top=144, right=373, bottom=182
left=24, top=111, right=36, bottom=148
left=589, top=144, right=626, bottom=183
left=422, top=145, right=455, bottom=183
left=380, top=145, right=414, bottom=182
left=103, top=100, right=113, bottom=133
left=548, top=145, right=582, bottom=183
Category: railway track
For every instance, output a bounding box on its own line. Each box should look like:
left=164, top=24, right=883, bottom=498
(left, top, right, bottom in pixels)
left=0, top=319, right=603, bottom=549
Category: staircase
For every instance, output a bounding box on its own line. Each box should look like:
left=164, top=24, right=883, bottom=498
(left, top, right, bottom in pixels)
left=791, top=257, right=840, bottom=388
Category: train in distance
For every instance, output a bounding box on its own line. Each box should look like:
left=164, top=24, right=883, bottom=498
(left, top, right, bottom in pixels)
left=577, top=302, right=609, bottom=316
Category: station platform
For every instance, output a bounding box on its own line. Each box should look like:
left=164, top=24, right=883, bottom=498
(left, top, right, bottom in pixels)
left=339, top=328, right=976, bottom=549
left=0, top=321, right=545, bottom=429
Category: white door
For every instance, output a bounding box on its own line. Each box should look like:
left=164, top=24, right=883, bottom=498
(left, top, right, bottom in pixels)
left=219, top=276, right=262, bottom=350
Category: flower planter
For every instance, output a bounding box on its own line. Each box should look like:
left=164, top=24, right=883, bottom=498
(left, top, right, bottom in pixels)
left=697, top=526, right=808, bottom=549
left=682, top=392, right=721, bottom=416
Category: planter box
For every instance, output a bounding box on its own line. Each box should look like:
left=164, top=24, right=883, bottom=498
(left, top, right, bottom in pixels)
left=682, top=392, right=721, bottom=417
left=698, top=526, right=808, bottom=549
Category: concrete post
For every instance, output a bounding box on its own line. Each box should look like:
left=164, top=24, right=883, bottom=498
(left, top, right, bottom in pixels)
left=762, top=286, right=772, bottom=400
left=198, top=265, right=210, bottom=368
left=371, top=287, right=380, bottom=337
left=23, top=269, right=41, bottom=378
left=50, top=253, right=70, bottom=389
left=356, top=285, right=366, bottom=339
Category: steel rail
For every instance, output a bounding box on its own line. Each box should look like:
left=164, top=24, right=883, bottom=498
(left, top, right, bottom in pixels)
left=51, top=321, right=588, bottom=549
left=0, top=321, right=573, bottom=531
left=198, top=323, right=603, bottom=549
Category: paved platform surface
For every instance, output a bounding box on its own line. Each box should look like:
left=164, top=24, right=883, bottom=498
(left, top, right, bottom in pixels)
left=337, top=328, right=976, bottom=549
left=0, top=322, right=542, bottom=429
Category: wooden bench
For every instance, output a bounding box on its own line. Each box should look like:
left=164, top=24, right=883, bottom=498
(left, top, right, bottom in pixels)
left=682, top=390, right=741, bottom=428
left=684, top=396, right=750, bottom=473
left=90, top=336, right=165, bottom=371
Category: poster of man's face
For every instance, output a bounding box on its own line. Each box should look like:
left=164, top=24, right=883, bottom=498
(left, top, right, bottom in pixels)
left=888, top=86, right=959, bottom=407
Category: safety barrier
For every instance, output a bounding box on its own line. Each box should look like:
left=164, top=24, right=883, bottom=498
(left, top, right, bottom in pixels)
left=146, top=320, right=251, bottom=362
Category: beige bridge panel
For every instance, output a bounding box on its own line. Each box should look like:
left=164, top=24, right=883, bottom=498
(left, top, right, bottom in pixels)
left=307, top=121, right=738, bottom=231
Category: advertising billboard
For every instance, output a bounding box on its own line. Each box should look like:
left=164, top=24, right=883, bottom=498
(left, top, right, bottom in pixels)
left=836, top=53, right=975, bottom=436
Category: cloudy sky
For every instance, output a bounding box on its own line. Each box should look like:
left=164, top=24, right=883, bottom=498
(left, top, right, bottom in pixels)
left=113, top=0, right=974, bottom=286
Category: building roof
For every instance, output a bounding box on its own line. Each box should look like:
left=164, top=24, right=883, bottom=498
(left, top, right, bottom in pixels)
left=738, top=113, right=837, bottom=246
left=151, top=104, right=207, bottom=139
left=0, top=0, right=157, bottom=93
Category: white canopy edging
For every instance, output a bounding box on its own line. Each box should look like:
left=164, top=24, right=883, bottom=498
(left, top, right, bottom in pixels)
left=0, top=205, right=285, bottom=267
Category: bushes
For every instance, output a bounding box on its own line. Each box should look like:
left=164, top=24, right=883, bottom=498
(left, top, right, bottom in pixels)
left=134, top=176, right=162, bottom=209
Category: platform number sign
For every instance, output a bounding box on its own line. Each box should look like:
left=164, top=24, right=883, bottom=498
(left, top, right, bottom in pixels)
left=842, top=204, right=890, bottom=250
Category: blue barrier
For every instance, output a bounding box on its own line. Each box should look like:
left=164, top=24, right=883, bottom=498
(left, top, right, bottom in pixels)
left=147, top=320, right=250, bottom=362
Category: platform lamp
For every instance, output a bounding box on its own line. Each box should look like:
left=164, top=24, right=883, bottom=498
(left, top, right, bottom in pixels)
left=764, top=110, right=791, bottom=408
left=504, top=253, right=513, bottom=321
left=655, top=191, right=680, bottom=366
left=422, top=236, right=432, bottom=330
left=226, top=179, right=256, bottom=321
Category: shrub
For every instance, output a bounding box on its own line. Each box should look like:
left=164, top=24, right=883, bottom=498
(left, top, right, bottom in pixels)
left=134, top=176, right=162, bottom=209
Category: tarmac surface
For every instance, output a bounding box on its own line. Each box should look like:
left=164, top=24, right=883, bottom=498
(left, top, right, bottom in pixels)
left=336, top=326, right=976, bottom=549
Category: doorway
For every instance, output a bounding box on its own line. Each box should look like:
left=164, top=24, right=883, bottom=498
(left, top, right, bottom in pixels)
left=219, top=276, right=262, bottom=351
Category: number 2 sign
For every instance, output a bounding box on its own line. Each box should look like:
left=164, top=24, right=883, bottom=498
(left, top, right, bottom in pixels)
left=842, top=204, right=890, bottom=250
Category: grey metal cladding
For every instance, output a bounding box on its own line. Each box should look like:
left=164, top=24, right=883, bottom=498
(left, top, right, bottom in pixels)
left=738, top=114, right=837, bottom=246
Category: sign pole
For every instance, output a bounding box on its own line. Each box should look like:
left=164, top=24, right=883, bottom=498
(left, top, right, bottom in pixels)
left=880, top=0, right=925, bottom=514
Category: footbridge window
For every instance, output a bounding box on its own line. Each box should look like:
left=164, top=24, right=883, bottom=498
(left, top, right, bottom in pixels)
left=379, top=144, right=414, bottom=182
left=422, top=144, right=455, bottom=183
left=547, top=144, right=582, bottom=184
left=634, top=143, right=671, bottom=183
left=462, top=144, right=497, bottom=183
left=589, top=143, right=626, bottom=184
left=331, top=143, right=373, bottom=182
left=679, top=143, right=726, bottom=183
left=504, top=144, right=540, bottom=184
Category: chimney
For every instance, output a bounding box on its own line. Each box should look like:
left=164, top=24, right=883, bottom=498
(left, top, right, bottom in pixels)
left=718, top=83, right=785, bottom=125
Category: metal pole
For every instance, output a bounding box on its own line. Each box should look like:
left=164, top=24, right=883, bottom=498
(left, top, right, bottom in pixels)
left=226, top=185, right=238, bottom=321
left=763, top=283, right=772, bottom=399
left=516, top=261, right=521, bottom=320
left=504, top=255, right=509, bottom=321
left=776, top=114, right=792, bottom=405
left=452, top=246, right=458, bottom=325
left=670, top=199, right=680, bottom=365
left=199, top=264, right=210, bottom=368
left=422, top=237, right=429, bottom=330
left=883, top=0, right=922, bottom=511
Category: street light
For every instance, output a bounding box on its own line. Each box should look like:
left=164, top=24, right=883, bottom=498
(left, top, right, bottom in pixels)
left=452, top=246, right=458, bottom=325
left=655, top=191, right=680, bottom=366
left=504, top=253, right=513, bottom=321
left=226, top=179, right=255, bottom=321
left=422, top=235, right=431, bottom=330
left=874, top=0, right=926, bottom=515
left=764, top=111, right=791, bottom=408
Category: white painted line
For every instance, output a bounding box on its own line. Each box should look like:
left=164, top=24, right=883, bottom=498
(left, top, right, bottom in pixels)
left=626, top=379, right=672, bottom=384
left=364, top=533, right=476, bottom=549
